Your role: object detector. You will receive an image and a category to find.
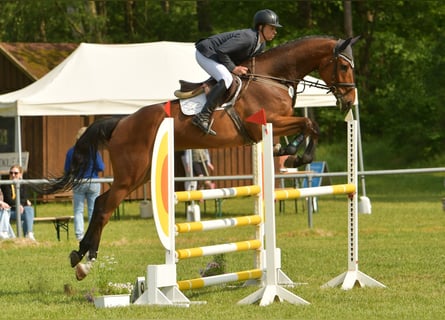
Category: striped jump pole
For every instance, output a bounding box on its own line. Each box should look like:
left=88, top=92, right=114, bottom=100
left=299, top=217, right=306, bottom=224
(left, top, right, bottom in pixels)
left=321, top=110, right=385, bottom=290
left=274, top=183, right=356, bottom=201
left=176, top=239, right=262, bottom=260
left=175, top=185, right=261, bottom=202
left=175, top=215, right=262, bottom=233
left=177, top=269, right=263, bottom=291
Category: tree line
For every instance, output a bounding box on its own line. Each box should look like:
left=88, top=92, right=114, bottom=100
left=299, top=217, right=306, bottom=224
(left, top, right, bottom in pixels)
left=0, top=0, right=443, bottom=165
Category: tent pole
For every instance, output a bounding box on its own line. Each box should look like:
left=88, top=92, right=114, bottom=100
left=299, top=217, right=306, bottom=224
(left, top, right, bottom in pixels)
left=354, top=102, right=367, bottom=197
left=14, top=115, right=23, bottom=237
left=354, top=99, right=372, bottom=214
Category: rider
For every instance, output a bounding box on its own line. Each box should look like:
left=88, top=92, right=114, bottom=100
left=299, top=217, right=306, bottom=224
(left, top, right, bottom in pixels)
left=192, top=9, right=282, bottom=136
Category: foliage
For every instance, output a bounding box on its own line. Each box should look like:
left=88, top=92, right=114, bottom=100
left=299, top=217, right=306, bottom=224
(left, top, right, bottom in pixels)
left=86, top=254, right=134, bottom=300
left=0, top=0, right=444, bottom=166
left=352, top=1, right=445, bottom=163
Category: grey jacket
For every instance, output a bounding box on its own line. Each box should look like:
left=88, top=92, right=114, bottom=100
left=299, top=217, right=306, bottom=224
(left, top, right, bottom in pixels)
left=196, top=28, right=265, bottom=72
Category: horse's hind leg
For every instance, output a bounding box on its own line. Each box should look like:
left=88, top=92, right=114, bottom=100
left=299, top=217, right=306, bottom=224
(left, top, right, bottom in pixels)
left=70, top=185, right=129, bottom=280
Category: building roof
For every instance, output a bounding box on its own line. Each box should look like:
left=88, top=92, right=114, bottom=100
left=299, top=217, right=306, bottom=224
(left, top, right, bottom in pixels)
left=0, top=42, right=78, bottom=80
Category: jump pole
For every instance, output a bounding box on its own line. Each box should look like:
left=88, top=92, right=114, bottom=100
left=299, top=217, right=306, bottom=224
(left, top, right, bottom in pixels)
left=321, top=110, right=385, bottom=290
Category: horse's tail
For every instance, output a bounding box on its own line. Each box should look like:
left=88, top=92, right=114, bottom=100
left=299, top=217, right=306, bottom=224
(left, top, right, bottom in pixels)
left=39, top=117, right=121, bottom=195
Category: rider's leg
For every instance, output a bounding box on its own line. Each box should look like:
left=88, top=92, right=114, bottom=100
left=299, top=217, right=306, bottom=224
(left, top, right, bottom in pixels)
left=192, top=79, right=226, bottom=135
left=194, top=50, right=232, bottom=136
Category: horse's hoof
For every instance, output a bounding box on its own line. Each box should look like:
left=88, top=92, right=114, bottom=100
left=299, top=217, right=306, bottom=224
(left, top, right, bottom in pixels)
left=301, top=154, right=313, bottom=165
left=69, top=250, right=82, bottom=268
left=284, top=155, right=306, bottom=167
left=284, top=155, right=297, bottom=168
left=75, top=263, right=89, bottom=281
left=74, top=256, right=96, bottom=281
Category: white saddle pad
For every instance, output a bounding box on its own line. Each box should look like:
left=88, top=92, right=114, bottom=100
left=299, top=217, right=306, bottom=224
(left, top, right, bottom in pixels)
left=179, top=93, right=207, bottom=116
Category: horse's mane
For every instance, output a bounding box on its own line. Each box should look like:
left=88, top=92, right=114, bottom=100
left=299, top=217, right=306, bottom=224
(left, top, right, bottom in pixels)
left=258, top=35, right=336, bottom=59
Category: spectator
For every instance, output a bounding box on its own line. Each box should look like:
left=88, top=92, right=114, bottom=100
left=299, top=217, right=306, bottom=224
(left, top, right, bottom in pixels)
left=64, top=127, right=105, bottom=241
left=0, top=164, right=35, bottom=240
left=192, top=149, right=216, bottom=190
left=0, top=189, right=15, bottom=239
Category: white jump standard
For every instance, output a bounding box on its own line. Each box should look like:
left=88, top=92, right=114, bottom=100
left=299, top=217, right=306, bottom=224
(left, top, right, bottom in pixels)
left=321, top=110, right=385, bottom=290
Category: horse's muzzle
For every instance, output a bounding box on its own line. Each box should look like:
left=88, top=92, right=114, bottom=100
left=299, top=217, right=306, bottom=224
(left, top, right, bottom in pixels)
left=336, top=99, right=353, bottom=112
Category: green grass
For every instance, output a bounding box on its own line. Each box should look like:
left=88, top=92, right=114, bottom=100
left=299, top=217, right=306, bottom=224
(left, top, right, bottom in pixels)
left=1, top=173, right=445, bottom=319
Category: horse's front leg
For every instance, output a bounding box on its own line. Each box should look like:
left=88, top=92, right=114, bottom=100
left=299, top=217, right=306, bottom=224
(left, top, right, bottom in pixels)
left=273, top=133, right=305, bottom=156
left=284, top=138, right=317, bottom=167
left=272, top=116, right=319, bottom=167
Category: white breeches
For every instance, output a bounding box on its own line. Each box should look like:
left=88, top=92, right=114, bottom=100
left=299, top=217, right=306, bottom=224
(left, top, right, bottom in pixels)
left=195, top=50, right=233, bottom=89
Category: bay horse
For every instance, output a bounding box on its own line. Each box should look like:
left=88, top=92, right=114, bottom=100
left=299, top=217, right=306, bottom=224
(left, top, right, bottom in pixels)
left=43, top=35, right=359, bottom=280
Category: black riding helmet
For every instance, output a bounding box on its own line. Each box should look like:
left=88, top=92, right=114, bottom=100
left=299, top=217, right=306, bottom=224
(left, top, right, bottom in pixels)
left=253, top=9, right=282, bottom=29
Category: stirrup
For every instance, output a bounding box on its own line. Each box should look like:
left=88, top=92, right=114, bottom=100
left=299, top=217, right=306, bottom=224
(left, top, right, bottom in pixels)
left=192, top=117, right=216, bottom=136
left=205, top=118, right=216, bottom=136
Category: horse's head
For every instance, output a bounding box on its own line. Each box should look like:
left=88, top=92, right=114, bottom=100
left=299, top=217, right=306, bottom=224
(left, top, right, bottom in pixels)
left=318, top=36, right=360, bottom=111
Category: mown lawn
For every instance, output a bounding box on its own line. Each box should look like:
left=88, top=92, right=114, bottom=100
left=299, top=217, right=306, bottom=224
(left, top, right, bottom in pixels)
left=0, top=173, right=444, bottom=319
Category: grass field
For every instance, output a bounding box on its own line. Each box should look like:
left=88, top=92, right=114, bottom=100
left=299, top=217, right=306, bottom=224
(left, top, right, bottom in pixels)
left=0, top=173, right=444, bottom=319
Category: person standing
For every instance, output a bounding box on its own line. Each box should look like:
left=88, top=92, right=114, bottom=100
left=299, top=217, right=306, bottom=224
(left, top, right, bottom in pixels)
left=1, top=164, right=35, bottom=240
left=64, top=127, right=105, bottom=241
left=192, top=9, right=282, bottom=135
left=192, top=149, right=216, bottom=190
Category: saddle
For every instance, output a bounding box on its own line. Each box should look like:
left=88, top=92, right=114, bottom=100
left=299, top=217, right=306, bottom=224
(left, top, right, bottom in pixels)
left=174, top=76, right=254, bottom=144
left=174, top=78, right=217, bottom=99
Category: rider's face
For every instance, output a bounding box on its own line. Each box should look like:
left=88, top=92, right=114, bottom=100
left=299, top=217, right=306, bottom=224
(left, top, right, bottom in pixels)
left=260, top=25, right=277, bottom=41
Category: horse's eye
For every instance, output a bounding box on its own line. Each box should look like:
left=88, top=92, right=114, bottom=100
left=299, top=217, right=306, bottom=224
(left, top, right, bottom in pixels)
left=340, top=64, right=349, bottom=72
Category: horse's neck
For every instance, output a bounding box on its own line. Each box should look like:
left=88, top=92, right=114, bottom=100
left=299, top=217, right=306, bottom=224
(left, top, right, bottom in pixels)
left=254, top=39, right=333, bottom=80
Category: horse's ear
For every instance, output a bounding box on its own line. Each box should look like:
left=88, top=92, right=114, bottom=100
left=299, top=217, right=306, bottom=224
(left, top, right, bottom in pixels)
left=337, top=38, right=352, bottom=53
left=335, top=36, right=361, bottom=56
left=350, top=35, right=361, bottom=46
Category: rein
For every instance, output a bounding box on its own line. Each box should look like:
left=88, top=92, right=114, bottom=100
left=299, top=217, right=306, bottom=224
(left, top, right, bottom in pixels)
left=241, top=73, right=332, bottom=95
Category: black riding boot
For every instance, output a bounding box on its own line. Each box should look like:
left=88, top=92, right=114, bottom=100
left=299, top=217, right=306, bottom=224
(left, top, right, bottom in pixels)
left=192, top=79, right=226, bottom=136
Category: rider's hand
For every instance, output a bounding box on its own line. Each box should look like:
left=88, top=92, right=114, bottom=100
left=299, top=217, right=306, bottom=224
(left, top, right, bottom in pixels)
left=233, top=66, right=248, bottom=76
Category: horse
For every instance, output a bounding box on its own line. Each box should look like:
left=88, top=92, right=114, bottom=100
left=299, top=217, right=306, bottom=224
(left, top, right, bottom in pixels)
left=42, top=35, right=359, bottom=280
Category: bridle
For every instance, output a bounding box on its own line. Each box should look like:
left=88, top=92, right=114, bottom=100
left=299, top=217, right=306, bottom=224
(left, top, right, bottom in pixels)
left=321, top=47, right=356, bottom=102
